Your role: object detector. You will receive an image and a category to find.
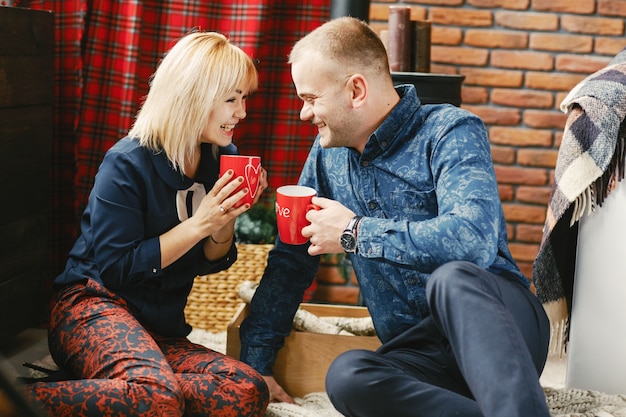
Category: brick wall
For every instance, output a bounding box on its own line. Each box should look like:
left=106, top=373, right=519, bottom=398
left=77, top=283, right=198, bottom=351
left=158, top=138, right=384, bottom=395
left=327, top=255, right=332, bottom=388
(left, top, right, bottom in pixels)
left=373, top=0, right=626, bottom=278
left=314, top=0, right=626, bottom=304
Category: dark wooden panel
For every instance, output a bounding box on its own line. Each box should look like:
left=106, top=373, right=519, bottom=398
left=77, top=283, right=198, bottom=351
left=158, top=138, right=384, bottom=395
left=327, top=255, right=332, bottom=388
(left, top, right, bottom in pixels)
left=0, top=214, right=48, bottom=284
left=0, top=8, right=54, bottom=56
left=0, top=7, right=54, bottom=108
left=0, top=272, right=46, bottom=338
left=0, top=171, right=49, bottom=224
left=0, top=56, right=54, bottom=107
left=0, top=7, right=54, bottom=341
left=0, top=107, right=53, bottom=225
left=0, top=106, right=53, bottom=174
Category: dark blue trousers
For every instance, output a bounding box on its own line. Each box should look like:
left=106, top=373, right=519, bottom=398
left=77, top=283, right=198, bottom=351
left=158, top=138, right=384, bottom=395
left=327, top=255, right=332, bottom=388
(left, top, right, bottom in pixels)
left=326, top=261, right=551, bottom=417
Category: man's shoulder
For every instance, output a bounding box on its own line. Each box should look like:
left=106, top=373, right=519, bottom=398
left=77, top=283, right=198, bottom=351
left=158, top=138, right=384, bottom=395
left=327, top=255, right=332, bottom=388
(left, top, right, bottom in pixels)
left=419, top=102, right=472, bottom=117
left=417, top=103, right=484, bottom=130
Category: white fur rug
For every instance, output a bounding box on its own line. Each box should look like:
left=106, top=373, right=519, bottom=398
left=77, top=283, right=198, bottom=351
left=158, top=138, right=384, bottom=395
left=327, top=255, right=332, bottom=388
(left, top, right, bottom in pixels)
left=29, top=329, right=626, bottom=417
left=187, top=329, right=626, bottom=417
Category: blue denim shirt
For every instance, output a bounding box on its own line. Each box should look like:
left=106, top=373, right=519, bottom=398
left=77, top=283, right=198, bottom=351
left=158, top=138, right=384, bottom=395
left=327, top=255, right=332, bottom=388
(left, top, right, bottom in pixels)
left=240, top=85, right=528, bottom=375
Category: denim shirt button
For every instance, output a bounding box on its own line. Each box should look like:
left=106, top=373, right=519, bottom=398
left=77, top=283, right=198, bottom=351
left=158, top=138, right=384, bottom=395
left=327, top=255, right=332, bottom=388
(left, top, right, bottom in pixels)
left=368, top=201, right=377, bottom=209
left=362, top=160, right=370, bottom=167
left=409, top=278, right=417, bottom=285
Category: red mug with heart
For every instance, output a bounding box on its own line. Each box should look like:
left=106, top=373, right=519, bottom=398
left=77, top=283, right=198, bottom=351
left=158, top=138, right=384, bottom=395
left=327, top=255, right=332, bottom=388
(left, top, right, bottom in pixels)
left=275, top=185, right=319, bottom=245
left=219, top=155, right=261, bottom=208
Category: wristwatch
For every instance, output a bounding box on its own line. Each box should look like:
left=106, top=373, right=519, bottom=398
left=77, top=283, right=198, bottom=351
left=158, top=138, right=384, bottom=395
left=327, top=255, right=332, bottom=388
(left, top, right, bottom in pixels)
left=340, top=216, right=362, bottom=253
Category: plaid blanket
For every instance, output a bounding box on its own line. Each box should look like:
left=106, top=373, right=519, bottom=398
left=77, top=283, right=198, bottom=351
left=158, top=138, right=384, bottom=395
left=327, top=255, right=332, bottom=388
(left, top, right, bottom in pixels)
left=532, top=48, right=626, bottom=355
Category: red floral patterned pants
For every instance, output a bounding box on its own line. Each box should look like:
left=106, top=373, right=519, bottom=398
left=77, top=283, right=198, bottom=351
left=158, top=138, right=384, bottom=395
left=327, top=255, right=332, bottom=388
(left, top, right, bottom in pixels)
left=20, top=279, right=269, bottom=417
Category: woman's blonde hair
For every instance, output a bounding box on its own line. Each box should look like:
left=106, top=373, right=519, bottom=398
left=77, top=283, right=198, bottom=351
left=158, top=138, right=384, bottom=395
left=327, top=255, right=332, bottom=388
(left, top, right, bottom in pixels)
left=129, top=31, right=258, bottom=171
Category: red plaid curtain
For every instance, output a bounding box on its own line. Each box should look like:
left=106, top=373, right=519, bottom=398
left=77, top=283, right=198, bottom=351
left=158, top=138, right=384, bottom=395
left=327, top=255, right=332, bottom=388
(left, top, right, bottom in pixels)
left=24, top=0, right=328, bottom=278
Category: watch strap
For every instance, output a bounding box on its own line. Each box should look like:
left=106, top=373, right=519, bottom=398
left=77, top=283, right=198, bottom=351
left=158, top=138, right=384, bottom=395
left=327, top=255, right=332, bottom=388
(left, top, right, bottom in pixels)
left=351, top=216, right=362, bottom=235
left=344, top=216, right=359, bottom=233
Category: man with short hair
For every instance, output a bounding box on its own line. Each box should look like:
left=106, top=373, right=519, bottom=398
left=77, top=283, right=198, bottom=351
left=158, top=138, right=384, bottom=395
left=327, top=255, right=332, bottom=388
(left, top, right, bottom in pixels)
left=241, top=17, right=551, bottom=417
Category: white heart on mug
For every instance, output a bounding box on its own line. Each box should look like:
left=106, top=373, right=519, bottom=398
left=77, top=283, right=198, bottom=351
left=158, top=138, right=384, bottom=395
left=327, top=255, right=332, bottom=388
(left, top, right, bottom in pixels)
left=245, top=162, right=260, bottom=198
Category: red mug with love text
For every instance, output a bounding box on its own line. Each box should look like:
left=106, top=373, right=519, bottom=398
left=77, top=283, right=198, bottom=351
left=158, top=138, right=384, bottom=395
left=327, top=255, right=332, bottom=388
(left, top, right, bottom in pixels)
left=275, top=185, right=318, bottom=245
left=219, top=155, right=261, bottom=208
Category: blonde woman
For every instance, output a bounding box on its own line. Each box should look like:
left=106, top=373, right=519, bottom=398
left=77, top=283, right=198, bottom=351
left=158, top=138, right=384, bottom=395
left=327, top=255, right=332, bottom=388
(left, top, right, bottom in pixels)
left=21, top=31, right=269, bottom=417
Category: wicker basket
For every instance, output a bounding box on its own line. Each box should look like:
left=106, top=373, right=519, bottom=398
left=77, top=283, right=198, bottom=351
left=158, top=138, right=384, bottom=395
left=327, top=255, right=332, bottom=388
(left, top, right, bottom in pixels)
left=185, top=243, right=273, bottom=332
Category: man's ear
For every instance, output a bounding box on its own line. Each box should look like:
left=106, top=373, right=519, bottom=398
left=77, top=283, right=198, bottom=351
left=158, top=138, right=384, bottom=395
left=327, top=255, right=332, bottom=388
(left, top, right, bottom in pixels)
left=348, top=74, right=367, bottom=108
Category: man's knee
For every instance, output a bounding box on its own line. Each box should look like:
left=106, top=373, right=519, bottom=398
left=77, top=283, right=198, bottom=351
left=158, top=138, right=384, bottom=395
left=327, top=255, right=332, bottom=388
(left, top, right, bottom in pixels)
left=427, top=260, right=479, bottom=297
left=326, top=350, right=364, bottom=393
left=326, top=350, right=377, bottom=413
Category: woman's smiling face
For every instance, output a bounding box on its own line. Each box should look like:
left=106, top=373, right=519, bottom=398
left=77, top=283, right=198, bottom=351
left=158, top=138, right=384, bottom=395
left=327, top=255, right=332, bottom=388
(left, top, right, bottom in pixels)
left=200, top=88, right=249, bottom=146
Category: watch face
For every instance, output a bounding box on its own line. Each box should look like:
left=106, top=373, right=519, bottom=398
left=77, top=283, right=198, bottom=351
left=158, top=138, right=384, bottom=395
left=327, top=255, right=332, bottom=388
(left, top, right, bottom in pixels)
left=341, top=233, right=356, bottom=252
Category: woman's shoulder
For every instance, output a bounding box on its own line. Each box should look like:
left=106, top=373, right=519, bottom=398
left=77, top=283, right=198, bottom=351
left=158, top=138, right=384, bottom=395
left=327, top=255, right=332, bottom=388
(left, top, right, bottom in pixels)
left=107, top=136, right=145, bottom=155
left=97, top=137, right=157, bottom=180
left=103, top=137, right=154, bottom=164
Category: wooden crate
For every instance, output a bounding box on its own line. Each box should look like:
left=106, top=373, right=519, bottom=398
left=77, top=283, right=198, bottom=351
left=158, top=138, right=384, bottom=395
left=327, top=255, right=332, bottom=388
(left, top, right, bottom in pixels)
left=227, top=302, right=381, bottom=398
